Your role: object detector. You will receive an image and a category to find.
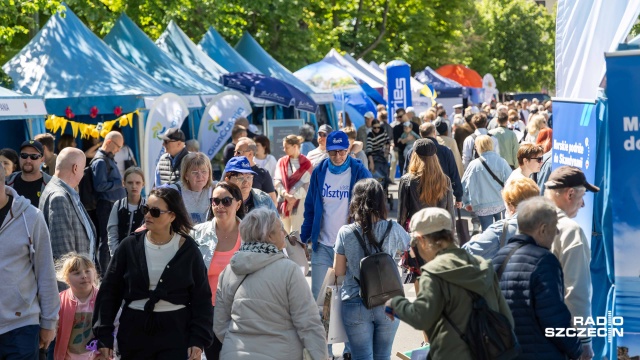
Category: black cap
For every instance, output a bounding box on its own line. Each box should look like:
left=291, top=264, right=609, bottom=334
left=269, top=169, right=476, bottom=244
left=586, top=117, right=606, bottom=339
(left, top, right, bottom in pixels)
left=413, top=138, right=437, bottom=157
left=160, top=128, right=185, bottom=142
left=20, top=140, right=44, bottom=155
left=545, top=166, right=600, bottom=192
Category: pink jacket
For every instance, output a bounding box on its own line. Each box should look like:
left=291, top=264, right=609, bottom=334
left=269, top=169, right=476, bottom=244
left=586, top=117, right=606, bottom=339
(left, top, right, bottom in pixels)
left=54, top=286, right=98, bottom=360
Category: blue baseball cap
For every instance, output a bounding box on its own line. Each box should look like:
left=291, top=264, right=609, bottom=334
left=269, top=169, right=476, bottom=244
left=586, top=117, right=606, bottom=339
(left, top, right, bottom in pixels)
left=326, top=131, right=349, bottom=151
left=224, top=156, right=258, bottom=175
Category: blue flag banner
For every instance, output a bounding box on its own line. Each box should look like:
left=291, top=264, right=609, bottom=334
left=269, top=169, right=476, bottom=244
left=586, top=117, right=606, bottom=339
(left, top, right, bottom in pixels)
left=606, top=51, right=640, bottom=353
left=386, top=60, right=412, bottom=116
left=551, top=99, right=598, bottom=238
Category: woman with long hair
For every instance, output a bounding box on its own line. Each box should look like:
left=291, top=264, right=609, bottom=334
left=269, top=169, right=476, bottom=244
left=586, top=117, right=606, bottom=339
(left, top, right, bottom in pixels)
left=253, top=135, right=277, bottom=178
left=523, top=114, right=547, bottom=144
left=93, top=187, right=213, bottom=360
left=333, top=179, right=409, bottom=358
left=191, top=181, right=245, bottom=360
left=398, top=138, right=455, bottom=232
left=173, top=152, right=216, bottom=225
left=274, top=135, right=312, bottom=234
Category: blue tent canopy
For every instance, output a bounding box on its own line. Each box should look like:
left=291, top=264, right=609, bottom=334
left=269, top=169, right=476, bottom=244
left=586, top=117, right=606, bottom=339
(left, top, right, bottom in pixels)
left=198, top=27, right=262, bottom=74
left=294, top=61, right=376, bottom=128
left=414, top=66, right=466, bottom=98
left=0, top=87, right=47, bottom=150
left=104, top=14, right=222, bottom=98
left=323, top=49, right=385, bottom=89
left=156, top=21, right=229, bottom=88
left=2, top=5, right=178, bottom=116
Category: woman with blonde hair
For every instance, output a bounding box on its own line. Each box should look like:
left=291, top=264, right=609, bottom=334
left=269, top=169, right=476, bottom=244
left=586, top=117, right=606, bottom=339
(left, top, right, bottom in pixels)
left=398, top=138, right=455, bottom=231
left=523, top=114, right=547, bottom=143
left=172, top=152, right=215, bottom=224
left=274, top=135, right=312, bottom=234
left=463, top=177, right=540, bottom=259
left=461, top=135, right=512, bottom=231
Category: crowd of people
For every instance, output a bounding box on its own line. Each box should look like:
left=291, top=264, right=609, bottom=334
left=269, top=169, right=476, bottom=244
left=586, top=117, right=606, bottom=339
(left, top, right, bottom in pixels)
left=0, top=98, right=597, bottom=360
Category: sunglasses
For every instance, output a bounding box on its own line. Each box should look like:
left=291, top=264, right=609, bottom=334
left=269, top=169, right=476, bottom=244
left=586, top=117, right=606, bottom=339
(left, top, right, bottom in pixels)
left=20, top=153, right=43, bottom=160
left=230, top=175, right=253, bottom=184
left=234, top=149, right=250, bottom=155
left=328, top=149, right=348, bottom=156
left=211, top=196, right=234, bottom=207
left=372, top=126, right=381, bottom=130
left=318, top=132, right=328, bottom=138
left=141, top=205, right=172, bottom=218
left=530, top=156, right=544, bottom=163
left=162, top=140, right=178, bottom=145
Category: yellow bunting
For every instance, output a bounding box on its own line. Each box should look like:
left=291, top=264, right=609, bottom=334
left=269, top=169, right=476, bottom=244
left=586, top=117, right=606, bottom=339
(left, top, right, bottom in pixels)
left=45, top=110, right=137, bottom=139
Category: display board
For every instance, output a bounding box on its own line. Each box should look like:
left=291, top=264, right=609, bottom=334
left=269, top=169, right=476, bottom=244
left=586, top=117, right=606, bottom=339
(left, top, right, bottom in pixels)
left=266, top=119, right=305, bottom=160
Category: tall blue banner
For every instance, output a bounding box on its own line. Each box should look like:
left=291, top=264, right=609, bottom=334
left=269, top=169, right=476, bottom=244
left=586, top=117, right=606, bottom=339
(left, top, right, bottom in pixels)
left=551, top=99, right=598, bottom=238
left=386, top=60, right=412, bottom=116
left=606, top=51, right=640, bottom=356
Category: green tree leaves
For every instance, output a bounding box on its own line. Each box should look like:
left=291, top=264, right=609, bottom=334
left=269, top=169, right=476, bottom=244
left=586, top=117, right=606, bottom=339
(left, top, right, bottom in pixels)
left=0, top=0, right=555, bottom=93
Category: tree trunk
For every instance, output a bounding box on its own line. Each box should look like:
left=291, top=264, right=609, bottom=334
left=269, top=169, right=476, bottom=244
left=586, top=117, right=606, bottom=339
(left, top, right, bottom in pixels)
left=356, top=0, right=389, bottom=58
left=350, top=0, right=365, bottom=51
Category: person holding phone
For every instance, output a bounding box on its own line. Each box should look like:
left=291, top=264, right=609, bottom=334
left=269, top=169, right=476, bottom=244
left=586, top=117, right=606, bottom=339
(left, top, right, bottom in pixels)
left=190, top=181, right=245, bottom=360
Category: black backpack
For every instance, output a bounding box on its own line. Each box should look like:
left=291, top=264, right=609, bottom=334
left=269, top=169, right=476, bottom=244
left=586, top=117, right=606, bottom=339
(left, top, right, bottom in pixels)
left=79, top=152, right=111, bottom=212
left=351, top=221, right=405, bottom=309
left=437, top=247, right=522, bottom=360
left=471, top=133, right=493, bottom=160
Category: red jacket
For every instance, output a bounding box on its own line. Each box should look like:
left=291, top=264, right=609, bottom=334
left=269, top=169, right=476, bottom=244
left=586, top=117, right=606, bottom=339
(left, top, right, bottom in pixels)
left=54, top=286, right=98, bottom=360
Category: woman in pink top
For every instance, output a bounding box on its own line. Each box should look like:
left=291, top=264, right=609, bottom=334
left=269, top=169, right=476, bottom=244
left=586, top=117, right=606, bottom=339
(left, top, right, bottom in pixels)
left=190, top=181, right=245, bottom=360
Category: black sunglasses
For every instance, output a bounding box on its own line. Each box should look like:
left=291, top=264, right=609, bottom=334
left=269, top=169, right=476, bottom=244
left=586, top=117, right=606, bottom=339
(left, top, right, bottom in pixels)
left=141, top=205, right=172, bottom=218
left=530, top=156, right=544, bottom=163
left=20, top=153, right=43, bottom=160
left=372, top=126, right=381, bottom=130
left=211, top=197, right=234, bottom=207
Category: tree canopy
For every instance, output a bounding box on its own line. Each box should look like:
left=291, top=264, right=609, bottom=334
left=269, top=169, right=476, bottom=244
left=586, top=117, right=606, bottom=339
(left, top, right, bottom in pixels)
left=0, top=0, right=556, bottom=93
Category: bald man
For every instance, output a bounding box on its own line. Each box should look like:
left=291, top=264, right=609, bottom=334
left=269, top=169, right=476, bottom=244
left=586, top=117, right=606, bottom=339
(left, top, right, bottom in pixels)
left=39, top=148, right=96, bottom=261
left=91, top=131, right=126, bottom=274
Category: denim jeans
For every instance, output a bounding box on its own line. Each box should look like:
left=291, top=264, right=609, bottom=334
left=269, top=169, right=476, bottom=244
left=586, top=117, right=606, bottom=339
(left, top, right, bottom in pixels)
left=478, top=211, right=504, bottom=232
left=0, top=324, right=40, bottom=360
left=342, top=298, right=399, bottom=360
left=311, top=243, right=350, bottom=356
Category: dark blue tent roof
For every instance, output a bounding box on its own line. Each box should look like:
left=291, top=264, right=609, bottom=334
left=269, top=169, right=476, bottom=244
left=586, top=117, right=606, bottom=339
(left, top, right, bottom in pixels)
left=104, top=14, right=222, bottom=98
left=198, top=27, right=262, bottom=74
left=414, top=66, right=465, bottom=98
left=2, top=5, right=178, bottom=115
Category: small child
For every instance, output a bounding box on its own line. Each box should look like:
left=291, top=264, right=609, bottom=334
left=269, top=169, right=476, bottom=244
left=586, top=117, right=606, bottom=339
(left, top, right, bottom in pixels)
left=400, top=121, right=420, bottom=159
left=107, top=167, right=146, bottom=256
left=53, top=253, right=100, bottom=360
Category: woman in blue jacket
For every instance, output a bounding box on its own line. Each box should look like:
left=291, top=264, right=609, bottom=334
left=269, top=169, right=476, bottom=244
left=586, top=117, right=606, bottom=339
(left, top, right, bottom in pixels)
left=301, top=130, right=371, bottom=359
left=461, top=135, right=512, bottom=231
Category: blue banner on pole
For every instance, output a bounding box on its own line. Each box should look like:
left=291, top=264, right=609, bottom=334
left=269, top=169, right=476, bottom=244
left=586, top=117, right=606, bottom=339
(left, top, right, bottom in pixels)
left=551, top=99, right=597, bottom=238
left=606, top=52, right=640, bottom=352
left=386, top=60, right=412, bottom=116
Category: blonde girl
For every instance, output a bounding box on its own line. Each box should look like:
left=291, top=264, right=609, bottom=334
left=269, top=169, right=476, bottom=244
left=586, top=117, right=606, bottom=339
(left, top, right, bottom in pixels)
left=53, top=253, right=100, bottom=360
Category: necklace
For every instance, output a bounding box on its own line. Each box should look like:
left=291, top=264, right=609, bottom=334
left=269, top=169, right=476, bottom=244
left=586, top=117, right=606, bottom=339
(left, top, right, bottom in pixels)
left=147, top=231, right=173, bottom=247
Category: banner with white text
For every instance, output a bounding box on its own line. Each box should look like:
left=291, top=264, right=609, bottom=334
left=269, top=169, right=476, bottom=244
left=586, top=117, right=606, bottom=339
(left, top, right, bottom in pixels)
left=385, top=60, right=412, bottom=116
left=606, top=52, right=640, bottom=353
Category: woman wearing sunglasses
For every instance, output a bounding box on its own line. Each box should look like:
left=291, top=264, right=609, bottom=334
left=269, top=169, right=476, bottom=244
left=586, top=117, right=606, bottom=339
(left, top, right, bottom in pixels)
left=274, top=135, right=312, bottom=235
left=190, top=181, right=245, bottom=360
left=171, top=152, right=216, bottom=225
left=93, top=187, right=213, bottom=360
left=505, top=144, right=544, bottom=187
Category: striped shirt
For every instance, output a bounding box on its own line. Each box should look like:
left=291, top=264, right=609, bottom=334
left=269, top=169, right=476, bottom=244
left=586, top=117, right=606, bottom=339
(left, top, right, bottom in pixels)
left=366, top=131, right=389, bottom=156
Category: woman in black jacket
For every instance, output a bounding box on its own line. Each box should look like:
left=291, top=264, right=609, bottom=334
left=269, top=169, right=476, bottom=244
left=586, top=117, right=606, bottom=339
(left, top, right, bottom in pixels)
left=93, top=186, right=213, bottom=359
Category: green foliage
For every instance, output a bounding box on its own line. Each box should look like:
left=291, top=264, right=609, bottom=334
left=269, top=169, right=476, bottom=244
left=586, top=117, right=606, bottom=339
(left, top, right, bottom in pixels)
left=0, top=0, right=554, bottom=94
left=464, top=0, right=556, bottom=92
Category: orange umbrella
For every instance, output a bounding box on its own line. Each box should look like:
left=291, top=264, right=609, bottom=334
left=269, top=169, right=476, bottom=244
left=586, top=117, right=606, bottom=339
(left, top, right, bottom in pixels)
left=435, top=64, right=483, bottom=88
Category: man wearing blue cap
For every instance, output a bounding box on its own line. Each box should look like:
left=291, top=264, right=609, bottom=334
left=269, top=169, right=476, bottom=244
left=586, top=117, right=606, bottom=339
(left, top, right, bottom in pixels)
left=223, top=156, right=277, bottom=214
left=301, top=130, right=371, bottom=359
